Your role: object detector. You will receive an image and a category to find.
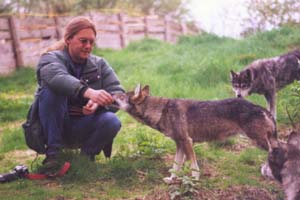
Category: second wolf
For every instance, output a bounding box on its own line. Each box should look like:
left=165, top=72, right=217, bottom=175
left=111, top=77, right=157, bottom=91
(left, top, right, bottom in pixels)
left=261, top=131, right=300, bottom=200
left=230, top=49, right=300, bottom=118
left=112, top=84, right=277, bottom=183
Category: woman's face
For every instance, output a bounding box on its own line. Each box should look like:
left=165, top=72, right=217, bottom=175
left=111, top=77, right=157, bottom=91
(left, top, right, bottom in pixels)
left=66, top=28, right=96, bottom=63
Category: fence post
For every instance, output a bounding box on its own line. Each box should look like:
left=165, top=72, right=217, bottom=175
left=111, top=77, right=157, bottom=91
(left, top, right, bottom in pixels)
left=181, top=22, right=187, bottom=35
left=8, top=16, right=23, bottom=68
left=164, top=16, right=171, bottom=42
left=117, top=13, right=126, bottom=48
left=144, top=15, right=149, bottom=38
left=53, top=16, right=62, bottom=40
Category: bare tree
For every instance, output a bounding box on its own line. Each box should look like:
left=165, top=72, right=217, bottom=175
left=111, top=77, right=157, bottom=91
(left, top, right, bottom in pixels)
left=242, top=0, right=300, bottom=36
left=75, top=0, right=119, bottom=12
left=2, top=0, right=191, bottom=21
left=119, top=0, right=191, bottom=21
left=7, top=0, right=122, bottom=14
left=0, top=0, right=17, bottom=13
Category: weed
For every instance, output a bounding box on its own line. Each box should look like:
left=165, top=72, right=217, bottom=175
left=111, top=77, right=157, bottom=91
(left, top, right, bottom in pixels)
left=168, top=162, right=199, bottom=200
left=130, top=130, right=168, bottom=159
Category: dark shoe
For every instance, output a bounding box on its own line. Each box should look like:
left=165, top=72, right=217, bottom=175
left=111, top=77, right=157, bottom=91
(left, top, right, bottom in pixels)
left=103, top=141, right=113, bottom=158
left=39, top=155, right=62, bottom=176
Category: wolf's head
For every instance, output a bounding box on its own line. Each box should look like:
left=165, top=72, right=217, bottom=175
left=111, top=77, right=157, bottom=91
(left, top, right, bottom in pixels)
left=230, top=69, right=253, bottom=98
left=112, top=84, right=150, bottom=111
left=262, top=136, right=287, bottom=183
left=262, top=131, right=300, bottom=182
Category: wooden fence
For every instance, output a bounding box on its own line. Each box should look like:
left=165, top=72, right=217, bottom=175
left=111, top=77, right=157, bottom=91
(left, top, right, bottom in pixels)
left=0, top=12, right=199, bottom=75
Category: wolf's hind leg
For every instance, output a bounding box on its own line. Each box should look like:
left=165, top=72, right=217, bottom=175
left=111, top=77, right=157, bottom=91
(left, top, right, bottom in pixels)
left=182, top=137, right=200, bottom=180
left=171, top=144, right=186, bottom=176
left=163, top=143, right=185, bottom=184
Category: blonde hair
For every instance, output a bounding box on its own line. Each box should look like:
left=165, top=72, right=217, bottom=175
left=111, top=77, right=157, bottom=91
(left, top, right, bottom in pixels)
left=42, top=16, right=97, bottom=54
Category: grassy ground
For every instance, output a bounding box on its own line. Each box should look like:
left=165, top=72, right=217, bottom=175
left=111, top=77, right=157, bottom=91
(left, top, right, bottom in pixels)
left=2, top=25, right=300, bottom=199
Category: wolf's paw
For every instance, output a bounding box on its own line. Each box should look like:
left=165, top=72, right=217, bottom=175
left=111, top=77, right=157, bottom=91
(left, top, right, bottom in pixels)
left=261, top=162, right=275, bottom=180
left=163, top=177, right=176, bottom=184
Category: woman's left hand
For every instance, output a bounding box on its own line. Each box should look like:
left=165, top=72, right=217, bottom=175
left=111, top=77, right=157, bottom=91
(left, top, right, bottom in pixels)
left=83, top=100, right=99, bottom=115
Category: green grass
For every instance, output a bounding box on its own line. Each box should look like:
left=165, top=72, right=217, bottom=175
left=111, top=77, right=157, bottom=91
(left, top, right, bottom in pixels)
left=2, top=25, right=300, bottom=198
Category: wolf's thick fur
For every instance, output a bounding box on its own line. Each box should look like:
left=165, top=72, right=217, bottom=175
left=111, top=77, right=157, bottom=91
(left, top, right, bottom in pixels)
left=261, top=131, right=300, bottom=200
left=113, top=84, right=277, bottom=183
left=230, top=49, right=300, bottom=118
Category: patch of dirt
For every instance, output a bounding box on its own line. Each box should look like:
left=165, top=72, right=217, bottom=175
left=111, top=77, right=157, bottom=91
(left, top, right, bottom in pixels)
left=5, top=149, right=38, bottom=164
left=0, top=120, right=23, bottom=133
left=142, top=185, right=280, bottom=200
left=201, top=159, right=219, bottom=178
left=213, top=185, right=278, bottom=200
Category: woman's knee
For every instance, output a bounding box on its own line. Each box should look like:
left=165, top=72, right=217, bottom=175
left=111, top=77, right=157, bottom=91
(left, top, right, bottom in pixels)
left=97, top=112, right=121, bottom=135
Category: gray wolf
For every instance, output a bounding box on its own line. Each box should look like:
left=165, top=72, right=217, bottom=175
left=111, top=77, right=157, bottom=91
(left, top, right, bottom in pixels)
left=261, top=131, right=300, bottom=200
left=230, top=49, right=300, bottom=118
left=112, top=84, right=276, bottom=183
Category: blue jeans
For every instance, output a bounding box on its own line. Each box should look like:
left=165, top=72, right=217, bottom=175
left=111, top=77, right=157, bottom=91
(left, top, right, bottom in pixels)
left=38, top=87, right=121, bottom=157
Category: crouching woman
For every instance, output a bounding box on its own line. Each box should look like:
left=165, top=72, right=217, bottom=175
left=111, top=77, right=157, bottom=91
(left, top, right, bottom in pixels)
left=35, top=16, right=124, bottom=172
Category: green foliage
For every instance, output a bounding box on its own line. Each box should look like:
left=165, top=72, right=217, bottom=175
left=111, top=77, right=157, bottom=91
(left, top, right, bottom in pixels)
left=238, top=148, right=266, bottom=166
left=126, top=38, right=169, bottom=52
left=2, top=25, right=299, bottom=198
left=209, top=138, right=236, bottom=149
left=0, top=95, right=31, bottom=122
left=168, top=162, right=199, bottom=200
left=0, top=128, right=27, bottom=153
left=59, top=150, right=100, bottom=183
left=178, top=33, right=232, bottom=46
left=105, top=156, right=137, bottom=184
left=0, top=68, right=36, bottom=93
left=130, top=129, right=168, bottom=159
left=279, top=82, right=300, bottom=125
left=236, top=53, right=258, bottom=65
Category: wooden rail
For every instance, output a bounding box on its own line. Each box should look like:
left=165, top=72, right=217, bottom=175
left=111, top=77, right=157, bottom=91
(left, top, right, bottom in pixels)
left=0, top=12, right=199, bottom=75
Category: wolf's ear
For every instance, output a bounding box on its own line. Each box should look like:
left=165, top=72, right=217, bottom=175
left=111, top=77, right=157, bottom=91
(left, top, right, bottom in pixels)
left=287, top=131, right=300, bottom=147
left=142, top=85, right=150, bottom=96
left=266, top=136, right=279, bottom=152
left=133, top=84, right=142, bottom=100
left=245, top=69, right=252, bottom=81
left=230, top=70, right=237, bottom=80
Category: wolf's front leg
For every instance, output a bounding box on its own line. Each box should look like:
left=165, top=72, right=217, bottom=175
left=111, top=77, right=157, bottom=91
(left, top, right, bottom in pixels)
left=264, top=91, right=276, bottom=119
left=163, top=144, right=185, bottom=184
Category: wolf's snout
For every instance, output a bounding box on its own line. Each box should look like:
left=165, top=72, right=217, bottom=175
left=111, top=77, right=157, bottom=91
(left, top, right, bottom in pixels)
left=237, top=94, right=242, bottom=98
left=108, top=101, right=120, bottom=109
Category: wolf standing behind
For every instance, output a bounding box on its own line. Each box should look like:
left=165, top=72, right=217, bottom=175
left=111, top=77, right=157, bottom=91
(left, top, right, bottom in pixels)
left=112, top=84, right=277, bottom=183
left=261, top=131, right=300, bottom=200
left=230, top=49, right=300, bottom=118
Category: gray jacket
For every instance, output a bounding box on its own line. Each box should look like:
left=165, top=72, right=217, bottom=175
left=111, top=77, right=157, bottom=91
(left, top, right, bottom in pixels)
left=37, top=48, right=124, bottom=99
